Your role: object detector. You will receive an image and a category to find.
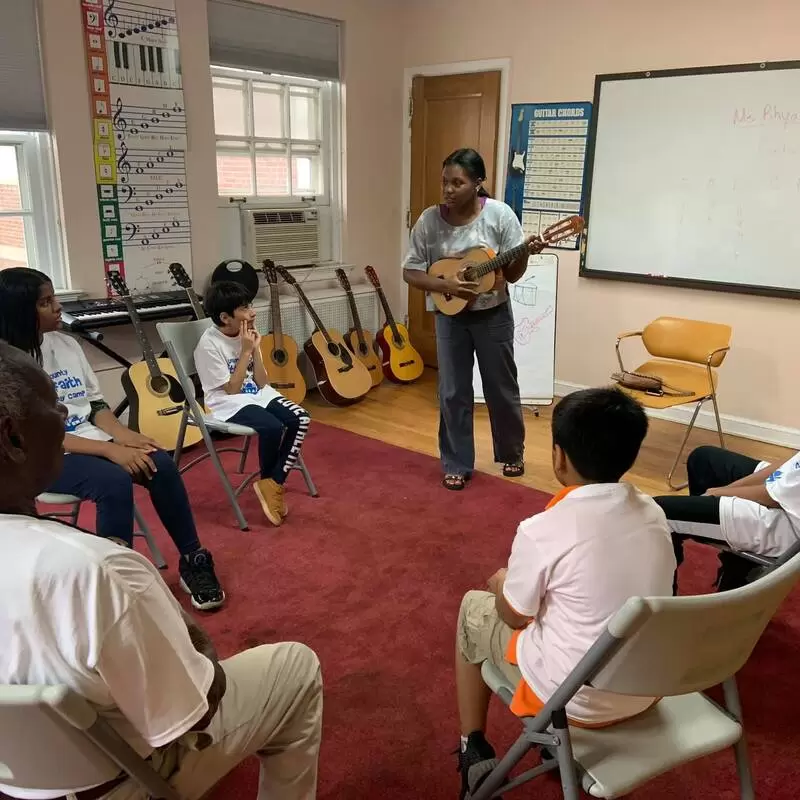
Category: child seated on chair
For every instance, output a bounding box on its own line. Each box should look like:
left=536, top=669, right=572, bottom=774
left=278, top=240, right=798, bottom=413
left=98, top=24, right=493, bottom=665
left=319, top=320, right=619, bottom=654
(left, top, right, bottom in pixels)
left=654, top=445, right=800, bottom=592
left=194, top=280, right=310, bottom=526
left=454, top=388, right=675, bottom=800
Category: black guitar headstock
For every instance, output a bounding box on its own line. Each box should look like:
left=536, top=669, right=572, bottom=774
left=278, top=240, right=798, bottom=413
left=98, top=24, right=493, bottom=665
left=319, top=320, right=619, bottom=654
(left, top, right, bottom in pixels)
left=262, top=259, right=278, bottom=285
left=335, top=267, right=352, bottom=292
left=275, top=265, right=296, bottom=285
left=168, top=262, right=192, bottom=289
left=106, top=269, right=130, bottom=298
left=364, top=265, right=381, bottom=290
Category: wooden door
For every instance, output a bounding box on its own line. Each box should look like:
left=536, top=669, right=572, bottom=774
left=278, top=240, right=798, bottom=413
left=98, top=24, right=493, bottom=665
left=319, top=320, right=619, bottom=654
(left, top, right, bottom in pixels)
left=407, top=71, right=502, bottom=367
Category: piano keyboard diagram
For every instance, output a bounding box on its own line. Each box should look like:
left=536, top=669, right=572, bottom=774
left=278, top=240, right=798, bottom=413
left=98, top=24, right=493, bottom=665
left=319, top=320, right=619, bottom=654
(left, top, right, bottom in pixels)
left=82, top=0, right=192, bottom=295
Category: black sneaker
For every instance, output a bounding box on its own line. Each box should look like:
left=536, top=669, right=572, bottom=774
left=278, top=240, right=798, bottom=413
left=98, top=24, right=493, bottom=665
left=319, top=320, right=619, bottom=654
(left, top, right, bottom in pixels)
left=179, top=549, right=226, bottom=611
left=456, top=732, right=500, bottom=800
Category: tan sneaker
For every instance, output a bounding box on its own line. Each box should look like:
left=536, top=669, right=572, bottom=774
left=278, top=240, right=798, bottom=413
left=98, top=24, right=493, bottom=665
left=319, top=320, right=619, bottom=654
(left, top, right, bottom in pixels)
left=253, top=479, right=283, bottom=526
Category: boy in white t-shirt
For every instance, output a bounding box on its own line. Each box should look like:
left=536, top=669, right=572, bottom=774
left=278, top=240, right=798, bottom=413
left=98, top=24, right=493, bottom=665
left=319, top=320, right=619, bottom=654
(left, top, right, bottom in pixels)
left=194, top=281, right=310, bottom=526
left=454, top=388, right=675, bottom=800
left=655, top=446, right=800, bottom=592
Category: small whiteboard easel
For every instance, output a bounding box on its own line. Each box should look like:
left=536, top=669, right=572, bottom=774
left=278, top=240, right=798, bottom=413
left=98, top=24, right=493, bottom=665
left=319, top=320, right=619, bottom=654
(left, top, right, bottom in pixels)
left=474, top=253, right=557, bottom=407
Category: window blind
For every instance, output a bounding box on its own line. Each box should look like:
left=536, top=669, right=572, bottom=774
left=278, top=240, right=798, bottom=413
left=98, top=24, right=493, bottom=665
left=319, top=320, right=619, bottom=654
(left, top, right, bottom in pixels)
left=208, top=0, right=340, bottom=81
left=0, top=0, right=47, bottom=130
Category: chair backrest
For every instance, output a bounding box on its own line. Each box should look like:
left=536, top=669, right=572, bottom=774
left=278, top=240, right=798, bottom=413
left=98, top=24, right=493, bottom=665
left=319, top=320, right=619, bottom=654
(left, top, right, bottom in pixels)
left=641, top=316, right=731, bottom=367
left=157, top=318, right=213, bottom=379
left=588, top=551, right=800, bottom=698
left=0, top=684, right=178, bottom=798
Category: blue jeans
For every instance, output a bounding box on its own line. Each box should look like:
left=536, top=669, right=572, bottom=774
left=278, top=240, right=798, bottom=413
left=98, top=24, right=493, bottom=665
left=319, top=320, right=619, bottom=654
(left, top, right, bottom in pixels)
left=47, top=448, right=201, bottom=555
left=229, top=397, right=310, bottom=484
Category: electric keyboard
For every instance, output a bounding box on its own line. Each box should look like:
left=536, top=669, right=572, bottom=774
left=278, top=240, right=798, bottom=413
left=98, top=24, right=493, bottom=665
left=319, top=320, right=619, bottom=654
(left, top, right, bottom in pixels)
left=60, top=290, right=193, bottom=330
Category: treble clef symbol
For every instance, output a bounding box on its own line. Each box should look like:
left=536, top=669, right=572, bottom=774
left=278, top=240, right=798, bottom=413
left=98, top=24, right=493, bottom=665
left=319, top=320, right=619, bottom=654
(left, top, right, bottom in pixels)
left=104, top=0, right=119, bottom=35
left=112, top=97, right=127, bottom=134
left=116, top=140, right=131, bottom=175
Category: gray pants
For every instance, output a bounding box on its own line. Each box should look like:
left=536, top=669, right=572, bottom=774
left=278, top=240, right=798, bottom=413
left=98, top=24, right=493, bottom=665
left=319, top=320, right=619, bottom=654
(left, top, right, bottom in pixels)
left=435, top=302, right=525, bottom=476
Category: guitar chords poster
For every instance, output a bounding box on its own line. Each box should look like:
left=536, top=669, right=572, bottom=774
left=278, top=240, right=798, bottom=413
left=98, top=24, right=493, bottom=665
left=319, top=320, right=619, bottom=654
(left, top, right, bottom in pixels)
left=473, top=254, right=558, bottom=406
left=80, top=0, right=192, bottom=295
left=504, top=102, right=592, bottom=250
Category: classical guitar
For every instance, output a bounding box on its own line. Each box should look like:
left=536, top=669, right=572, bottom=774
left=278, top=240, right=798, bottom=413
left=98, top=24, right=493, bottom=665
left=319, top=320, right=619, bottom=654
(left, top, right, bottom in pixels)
left=259, top=260, right=307, bottom=404
left=364, top=266, right=424, bottom=384
left=334, top=267, right=382, bottom=388
left=106, top=271, right=202, bottom=451
left=168, top=262, right=205, bottom=319
left=276, top=266, right=371, bottom=406
left=429, top=214, right=584, bottom=316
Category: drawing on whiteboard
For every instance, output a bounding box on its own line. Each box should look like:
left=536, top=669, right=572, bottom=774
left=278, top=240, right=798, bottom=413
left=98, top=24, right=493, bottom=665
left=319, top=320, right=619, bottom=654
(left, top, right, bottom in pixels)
left=511, top=275, right=539, bottom=306
left=514, top=304, right=554, bottom=346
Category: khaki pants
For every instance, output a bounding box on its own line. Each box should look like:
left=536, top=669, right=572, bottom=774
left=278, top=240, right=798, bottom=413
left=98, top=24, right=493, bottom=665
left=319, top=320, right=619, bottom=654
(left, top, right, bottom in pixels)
left=457, top=590, right=522, bottom=687
left=104, top=642, right=322, bottom=800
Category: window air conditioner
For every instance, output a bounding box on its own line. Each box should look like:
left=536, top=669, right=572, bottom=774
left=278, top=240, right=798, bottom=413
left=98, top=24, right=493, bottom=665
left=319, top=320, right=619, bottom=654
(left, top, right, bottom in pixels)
left=241, top=206, right=330, bottom=268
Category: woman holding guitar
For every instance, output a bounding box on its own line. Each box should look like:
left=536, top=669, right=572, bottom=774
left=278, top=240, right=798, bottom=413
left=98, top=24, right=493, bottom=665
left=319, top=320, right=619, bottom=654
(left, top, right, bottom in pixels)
left=0, top=268, right=226, bottom=610
left=403, top=148, right=544, bottom=490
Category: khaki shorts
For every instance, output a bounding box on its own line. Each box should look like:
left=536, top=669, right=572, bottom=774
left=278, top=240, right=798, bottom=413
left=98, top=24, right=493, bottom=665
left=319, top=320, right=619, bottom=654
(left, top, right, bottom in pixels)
left=457, top=589, right=523, bottom=687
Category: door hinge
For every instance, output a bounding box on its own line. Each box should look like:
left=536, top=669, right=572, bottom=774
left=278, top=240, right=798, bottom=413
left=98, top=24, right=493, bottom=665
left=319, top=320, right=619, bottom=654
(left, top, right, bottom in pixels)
left=406, top=208, right=411, bottom=229
left=408, top=91, right=413, bottom=125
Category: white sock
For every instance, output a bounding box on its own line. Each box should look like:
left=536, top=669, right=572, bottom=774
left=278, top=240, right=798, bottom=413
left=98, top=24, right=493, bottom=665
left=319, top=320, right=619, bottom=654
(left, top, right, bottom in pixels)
left=460, top=735, right=469, bottom=753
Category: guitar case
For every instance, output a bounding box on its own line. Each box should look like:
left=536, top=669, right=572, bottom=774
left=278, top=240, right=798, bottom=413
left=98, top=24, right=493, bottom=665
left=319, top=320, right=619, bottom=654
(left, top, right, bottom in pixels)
left=210, top=259, right=261, bottom=301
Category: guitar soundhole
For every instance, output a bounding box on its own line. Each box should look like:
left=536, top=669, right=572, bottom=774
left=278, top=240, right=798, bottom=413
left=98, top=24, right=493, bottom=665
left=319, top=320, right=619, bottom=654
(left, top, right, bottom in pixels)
left=393, top=335, right=404, bottom=348
left=272, top=348, right=287, bottom=366
left=358, top=342, right=369, bottom=357
left=149, top=375, right=170, bottom=396
left=327, top=341, right=340, bottom=358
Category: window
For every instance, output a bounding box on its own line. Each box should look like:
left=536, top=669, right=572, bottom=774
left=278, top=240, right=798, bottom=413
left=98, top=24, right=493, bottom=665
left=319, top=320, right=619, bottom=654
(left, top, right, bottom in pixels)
left=0, top=131, right=65, bottom=286
left=212, top=67, right=336, bottom=204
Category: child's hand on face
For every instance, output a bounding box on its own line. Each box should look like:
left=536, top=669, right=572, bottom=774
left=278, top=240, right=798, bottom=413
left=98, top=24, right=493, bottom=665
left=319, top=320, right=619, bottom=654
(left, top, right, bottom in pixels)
left=240, top=321, right=260, bottom=354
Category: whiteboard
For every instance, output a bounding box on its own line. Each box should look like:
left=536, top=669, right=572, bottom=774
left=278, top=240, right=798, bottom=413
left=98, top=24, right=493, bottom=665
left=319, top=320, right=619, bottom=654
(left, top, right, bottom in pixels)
left=474, top=253, right=557, bottom=406
left=581, top=62, right=800, bottom=297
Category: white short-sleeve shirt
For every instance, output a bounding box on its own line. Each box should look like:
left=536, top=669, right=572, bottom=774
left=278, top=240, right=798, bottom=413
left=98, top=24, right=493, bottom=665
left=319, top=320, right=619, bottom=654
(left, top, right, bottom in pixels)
left=503, top=483, right=676, bottom=724
left=403, top=198, right=525, bottom=311
left=194, top=325, right=280, bottom=421
left=720, top=451, right=800, bottom=555
left=40, top=331, right=111, bottom=442
left=0, top=515, right=214, bottom=798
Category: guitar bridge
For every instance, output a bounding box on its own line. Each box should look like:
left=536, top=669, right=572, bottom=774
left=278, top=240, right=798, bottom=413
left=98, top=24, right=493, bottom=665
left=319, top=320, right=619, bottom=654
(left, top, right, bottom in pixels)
left=156, top=405, right=184, bottom=417
left=399, top=359, right=417, bottom=368
left=271, top=383, right=296, bottom=388
left=337, top=365, right=353, bottom=374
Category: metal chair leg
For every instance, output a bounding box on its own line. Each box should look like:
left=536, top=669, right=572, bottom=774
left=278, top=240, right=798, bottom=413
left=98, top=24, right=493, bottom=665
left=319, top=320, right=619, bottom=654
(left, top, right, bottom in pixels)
left=296, top=454, right=319, bottom=498
left=133, top=505, right=167, bottom=570
left=471, top=734, right=533, bottom=800
left=199, top=426, right=250, bottom=531
left=237, top=435, right=251, bottom=474
left=173, top=406, right=190, bottom=465
left=667, top=400, right=705, bottom=491
left=711, top=390, right=726, bottom=449
left=723, top=678, right=755, bottom=800
left=68, top=501, right=80, bottom=527
left=552, top=710, right=581, bottom=800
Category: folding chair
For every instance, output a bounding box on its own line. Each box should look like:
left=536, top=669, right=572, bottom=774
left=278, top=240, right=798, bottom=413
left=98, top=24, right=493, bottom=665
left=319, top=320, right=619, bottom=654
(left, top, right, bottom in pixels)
left=472, top=550, right=800, bottom=800
left=37, top=492, right=167, bottom=569
left=0, top=684, right=180, bottom=799
left=706, top=535, right=800, bottom=584
left=615, top=317, right=732, bottom=490
left=156, top=319, right=318, bottom=531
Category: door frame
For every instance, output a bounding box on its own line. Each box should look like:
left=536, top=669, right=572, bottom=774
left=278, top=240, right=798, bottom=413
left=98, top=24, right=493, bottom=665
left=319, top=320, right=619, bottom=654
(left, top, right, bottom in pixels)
left=399, top=58, right=512, bottom=320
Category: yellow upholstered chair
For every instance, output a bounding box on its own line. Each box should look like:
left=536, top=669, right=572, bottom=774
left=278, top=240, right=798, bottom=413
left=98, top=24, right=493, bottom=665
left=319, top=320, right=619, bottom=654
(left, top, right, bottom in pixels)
left=615, top=316, right=732, bottom=490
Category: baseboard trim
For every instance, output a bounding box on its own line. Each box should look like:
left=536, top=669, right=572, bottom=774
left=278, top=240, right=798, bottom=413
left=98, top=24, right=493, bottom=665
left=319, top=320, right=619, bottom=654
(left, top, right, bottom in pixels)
left=554, top=380, right=800, bottom=450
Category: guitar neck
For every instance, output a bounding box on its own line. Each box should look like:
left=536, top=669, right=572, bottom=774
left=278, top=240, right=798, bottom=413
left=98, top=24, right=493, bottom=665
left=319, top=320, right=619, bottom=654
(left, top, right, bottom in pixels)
left=293, top=284, right=332, bottom=344
left=468, top=241, right=529, bottom=280
left=186, top=288, right=205, bottom=320
left=120, top=297, right=163, bottom=377
left=344, top=288, right=367, bottom=346
left=268, top=284, right=285, bottom=347
left=375, top=285, right=401, bottom=339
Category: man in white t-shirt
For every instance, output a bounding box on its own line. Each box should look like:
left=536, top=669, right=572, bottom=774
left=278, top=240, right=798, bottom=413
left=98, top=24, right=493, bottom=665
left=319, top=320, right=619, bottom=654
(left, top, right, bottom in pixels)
left=655, top=445, right=800, bottom=592
left=194, top=281, right=310, bottom=527
left=0, top=341, right=322, bottom=800
left=454, top=388, right=675, bottom=800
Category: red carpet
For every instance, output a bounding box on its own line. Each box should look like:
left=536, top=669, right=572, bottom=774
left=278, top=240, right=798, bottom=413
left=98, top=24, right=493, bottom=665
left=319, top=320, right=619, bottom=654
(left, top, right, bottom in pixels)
left=91, top=424, right=800, bottom=797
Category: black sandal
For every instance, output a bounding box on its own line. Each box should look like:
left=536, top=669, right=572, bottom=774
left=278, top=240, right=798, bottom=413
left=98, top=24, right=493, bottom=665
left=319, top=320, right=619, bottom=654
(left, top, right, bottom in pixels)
left=502, top=462, right=525, bottom=478
left=442, top=473, right=470, bottom=491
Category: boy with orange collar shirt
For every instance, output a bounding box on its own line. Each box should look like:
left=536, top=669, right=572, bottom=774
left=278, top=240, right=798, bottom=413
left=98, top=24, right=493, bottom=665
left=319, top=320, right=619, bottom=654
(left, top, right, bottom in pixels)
left=454, top=388, right=676, bottom=800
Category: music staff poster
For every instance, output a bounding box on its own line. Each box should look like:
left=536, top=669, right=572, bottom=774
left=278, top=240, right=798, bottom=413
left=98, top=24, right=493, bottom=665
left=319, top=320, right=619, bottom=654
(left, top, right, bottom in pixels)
left=81, top=0, right=191, bottom=294
left=473, top=254, right=558, bottom=406
left=503, top=102, right=592, bottom=250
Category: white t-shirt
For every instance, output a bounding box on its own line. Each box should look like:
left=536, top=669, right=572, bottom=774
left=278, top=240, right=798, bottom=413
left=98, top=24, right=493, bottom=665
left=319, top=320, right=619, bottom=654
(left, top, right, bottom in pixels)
left=0, top=515, right=214, bottom=799
left=41, top=332, right=111, bottom=442
left=720, top=452, right=800, bottom=556
left=194, top=325, right=280, bottom=421
left=403, top=198, right=525, bottom=311
left=503, top=483, right=676, bottom=724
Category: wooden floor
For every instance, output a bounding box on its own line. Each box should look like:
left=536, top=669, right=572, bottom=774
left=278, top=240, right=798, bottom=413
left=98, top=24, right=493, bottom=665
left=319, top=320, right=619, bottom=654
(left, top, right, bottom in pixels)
left=306, top=369, right=793, bottom=497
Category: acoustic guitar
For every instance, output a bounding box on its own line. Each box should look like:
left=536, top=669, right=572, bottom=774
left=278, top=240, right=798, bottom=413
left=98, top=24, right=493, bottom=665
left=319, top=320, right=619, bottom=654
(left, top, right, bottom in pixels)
left=168, top=262, right=205, bottom=319
left=335, top=267, right=382, bottom=388
left=259, top=260, right=307, bottom=405
left=364, top=266, right=424, bottom=384
left=106, top=271, right=202, bottom=451
left=276, top=266, right=371, bottom=406
left=429, top=214, right=585, bottom=315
